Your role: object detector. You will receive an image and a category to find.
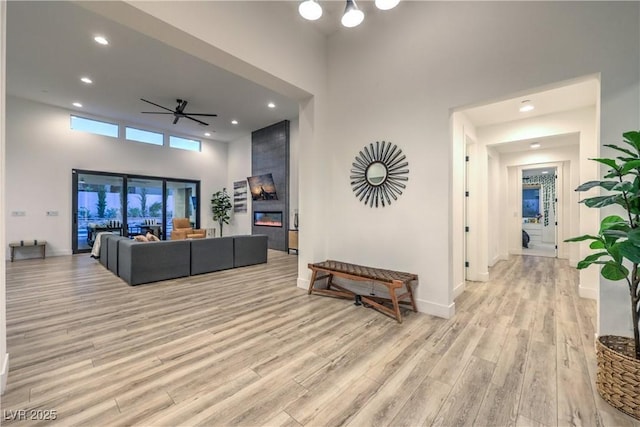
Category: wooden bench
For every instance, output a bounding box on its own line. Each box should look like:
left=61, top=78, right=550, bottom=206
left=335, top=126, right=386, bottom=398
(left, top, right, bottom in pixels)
left=308, top=260, right=418, bottom=323
left=9, top=240, right=46, bottom=262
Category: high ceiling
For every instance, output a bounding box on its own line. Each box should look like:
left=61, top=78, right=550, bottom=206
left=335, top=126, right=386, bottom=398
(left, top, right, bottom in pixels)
left=6, top=1, right=300, bottom=143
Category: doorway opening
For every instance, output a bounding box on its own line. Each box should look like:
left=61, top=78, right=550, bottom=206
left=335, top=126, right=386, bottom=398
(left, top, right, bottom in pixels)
left=450, top=75, right=600, bottom=303
left=521, top=166, right=557, bottom=258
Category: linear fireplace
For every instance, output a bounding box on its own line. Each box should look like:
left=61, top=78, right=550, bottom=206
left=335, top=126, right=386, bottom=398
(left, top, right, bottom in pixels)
left=254, top=211, right=283, bottom=227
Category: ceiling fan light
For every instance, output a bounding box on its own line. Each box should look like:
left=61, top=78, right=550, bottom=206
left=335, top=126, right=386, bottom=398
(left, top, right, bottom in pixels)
left=342, top=0, right=364, bottom=28
left=299, top=0, right=323, bottom=21
left=375, top=0, right=400, bottom=10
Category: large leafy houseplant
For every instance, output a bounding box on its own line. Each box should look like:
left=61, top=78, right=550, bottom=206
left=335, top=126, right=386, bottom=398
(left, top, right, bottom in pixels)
left=566, top=131, right=640, bottom=359
left=211, top=188, right=232, bottom=237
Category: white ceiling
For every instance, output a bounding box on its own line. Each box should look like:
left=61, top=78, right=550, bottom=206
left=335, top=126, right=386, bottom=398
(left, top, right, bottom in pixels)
left=6, top=1, right=300, bottom=143
left=462, top=78, right=596, bottom=154
left=523, top=167, right=556, bottom=177
left=463, top=78, right=598, bottom=128
left=488, top=133, right=580, bottom=154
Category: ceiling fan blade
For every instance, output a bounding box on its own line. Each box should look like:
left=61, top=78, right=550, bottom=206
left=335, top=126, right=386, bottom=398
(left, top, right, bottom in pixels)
left=184, top=115, right=209, bottom=126
left=140, top=98, right=175, bottom=113
left=184, top=113, right=218, bottom=117
left=173, top=116, right=180, bottom=125
left=141, top=112, right=173, bottom=114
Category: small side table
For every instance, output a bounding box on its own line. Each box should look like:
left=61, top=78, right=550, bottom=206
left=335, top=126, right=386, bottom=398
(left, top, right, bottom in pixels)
left=288, top=229, right=298, bottom=254
left=9, top=240, right=46, bottom=261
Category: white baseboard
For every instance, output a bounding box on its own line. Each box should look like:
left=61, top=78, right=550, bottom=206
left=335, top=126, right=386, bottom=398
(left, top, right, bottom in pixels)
left=453, top=281, right=465, bottom=298
left=302, top=275, right=455, bottom=319
left=477, top=271, right=489, bottom=282
left=579, top=285, right=598, bottom=300
left=489, top=254, right=501, bottom=267
left=415, top=298, right=455, bottom=319
left=1, top=353, right=9, bottom=395
left=297, top=277, right=310, bottom=290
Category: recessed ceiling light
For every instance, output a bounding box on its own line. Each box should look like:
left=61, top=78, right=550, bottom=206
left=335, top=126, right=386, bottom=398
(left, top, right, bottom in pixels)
left=204, top=132, right=211, bottom=137
left=231, top=120, right=238, bottom=125
left=541, top=171, right=549, bottom=174
left=268, top=102, right=276, bottom=109
left=519, top=100, right=535, bottom=113
left=72, top=102, right=83, bottom=108
left=530, top=142, right=541, bottom=149
left=80, top=77, right=93, bottom=84
left=93, top=35, right=109, bottom=45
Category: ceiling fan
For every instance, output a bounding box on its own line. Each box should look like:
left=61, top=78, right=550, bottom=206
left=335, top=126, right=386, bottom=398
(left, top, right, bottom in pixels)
left=140, top=98, right=217, bottom=126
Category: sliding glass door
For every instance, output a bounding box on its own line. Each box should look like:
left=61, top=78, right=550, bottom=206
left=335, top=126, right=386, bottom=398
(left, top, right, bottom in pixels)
left=166, top=181, right=199, bottom=239
left=127, top=178, right=164, bottom=238
left=72, top=171, right=124, bottom=253
left=72, top=170, right=200, bottom=253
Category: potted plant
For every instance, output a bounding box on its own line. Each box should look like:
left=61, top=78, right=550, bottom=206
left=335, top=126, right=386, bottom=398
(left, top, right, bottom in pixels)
left=566, top=130, right=640, bottom=420
left=211, top=188, right=232, bottom=237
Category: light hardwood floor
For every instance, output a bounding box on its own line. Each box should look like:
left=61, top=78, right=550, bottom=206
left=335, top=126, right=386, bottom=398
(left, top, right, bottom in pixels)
left=2, top=251, right=639, bottom=426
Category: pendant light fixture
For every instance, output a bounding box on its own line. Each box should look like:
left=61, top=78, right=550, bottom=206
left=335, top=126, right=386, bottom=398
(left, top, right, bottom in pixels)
left=341, top=0, right=364, bottom=28
left=374, top=0, right=400, bottom=10
left=298, top=0, right=323, bottom=21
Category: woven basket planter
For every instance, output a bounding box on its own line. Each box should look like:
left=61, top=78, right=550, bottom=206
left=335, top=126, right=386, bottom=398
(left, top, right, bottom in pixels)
left=596, top=335, right=640, bottom=420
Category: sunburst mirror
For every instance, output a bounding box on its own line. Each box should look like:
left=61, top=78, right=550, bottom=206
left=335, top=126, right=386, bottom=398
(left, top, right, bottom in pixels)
left=350, top=141, right=409, bottom=207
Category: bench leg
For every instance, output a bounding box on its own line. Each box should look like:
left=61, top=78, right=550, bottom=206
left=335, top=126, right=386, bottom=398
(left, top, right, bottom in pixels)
left=307, top=269, right=318, bottom=295
left=407, top=282, right=417, bottom=312
left=42, top=244, right=46, bottom=259
left=10, top=247, right=14, bottom=262
left=389, top=287, right=402, bottom=323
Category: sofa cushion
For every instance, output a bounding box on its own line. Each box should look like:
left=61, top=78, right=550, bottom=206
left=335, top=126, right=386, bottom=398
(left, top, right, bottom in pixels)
left=107, top=235, right=130, bottom=275
left=190, top=237, right=234, bottom=275
left=233, top=235, right=268, bottom=267
left=118, top=239, right=191, bottom=286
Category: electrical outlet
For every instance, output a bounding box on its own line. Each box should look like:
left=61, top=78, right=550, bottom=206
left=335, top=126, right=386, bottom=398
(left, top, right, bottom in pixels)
left=46, top=211, right=59, bottom=216
left=11, top=211, right=26, bottom=217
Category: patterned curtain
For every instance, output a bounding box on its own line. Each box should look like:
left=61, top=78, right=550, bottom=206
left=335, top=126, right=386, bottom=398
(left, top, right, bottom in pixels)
left=522, top=174, right=556, bottom=226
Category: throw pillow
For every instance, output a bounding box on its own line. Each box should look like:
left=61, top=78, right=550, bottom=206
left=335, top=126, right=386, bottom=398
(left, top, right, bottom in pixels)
left=146, top=232, right=160, bottom=242
left=133, top=235, right=148, bottom=242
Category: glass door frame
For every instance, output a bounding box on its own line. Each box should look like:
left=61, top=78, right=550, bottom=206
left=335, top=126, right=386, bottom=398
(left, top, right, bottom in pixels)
left=72, top=169, right=201, bottom=254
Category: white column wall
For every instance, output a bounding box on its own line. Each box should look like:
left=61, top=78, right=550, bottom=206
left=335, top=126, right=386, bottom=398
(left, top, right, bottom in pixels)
left=487, top=147, right=502, bottom=267
left=0, top=0, right=8, bottom=396
left=226, top=134, right=252, bottom=237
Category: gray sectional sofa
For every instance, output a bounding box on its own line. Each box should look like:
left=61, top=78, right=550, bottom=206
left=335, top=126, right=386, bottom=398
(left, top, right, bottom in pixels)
left=99, top=234, right=268, bottom=286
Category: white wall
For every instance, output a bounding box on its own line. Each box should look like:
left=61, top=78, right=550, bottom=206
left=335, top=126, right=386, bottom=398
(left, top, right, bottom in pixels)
left=0, top=0, right=8, bottom=396
left=326, top=2, right=638, bottom=318
left=225, top=133, right=252, bottom=237
left=5, top=96, right=229, bottom=257
left=487, top=147, right=501, bottom=266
